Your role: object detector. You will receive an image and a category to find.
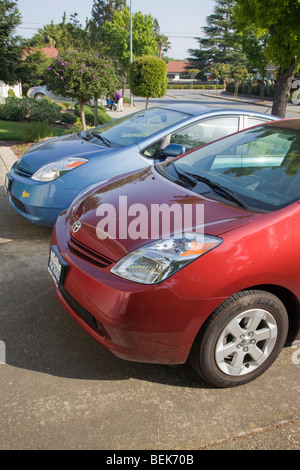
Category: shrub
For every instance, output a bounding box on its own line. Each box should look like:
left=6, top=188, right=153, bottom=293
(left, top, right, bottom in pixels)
left=97, top=109, right=112, bottom=125
left=60, top=112, right=77, bottom=125
left=63, top=102, right=73, bottom=110
left=0, top=96, right=30, bottom=121
left=63, top=124, right=85, bottom=135
left=129, top=56, right=168, bottom=107
left=22, top=121, right=55, bottom=142
left=0, top=96, right=66, bottom=124
left=75, top=103, right=112, bottom=126
left=28, top=98, right=62, bottom=123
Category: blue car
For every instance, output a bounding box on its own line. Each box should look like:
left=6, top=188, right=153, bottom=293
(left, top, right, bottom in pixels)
left=5, top=104, right=279, bottom=226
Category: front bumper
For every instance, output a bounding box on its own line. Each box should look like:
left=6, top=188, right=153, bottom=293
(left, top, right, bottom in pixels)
left=49, top=212, right=223, bottom=365
left=6, top=168, right=78, bottom=227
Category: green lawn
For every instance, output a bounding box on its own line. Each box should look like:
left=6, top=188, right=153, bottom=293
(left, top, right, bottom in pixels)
left=0, top=120, right=66, bottom=141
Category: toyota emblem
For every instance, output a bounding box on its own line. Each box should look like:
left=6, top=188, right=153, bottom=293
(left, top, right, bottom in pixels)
left=72, top=220, right=82, bottom=233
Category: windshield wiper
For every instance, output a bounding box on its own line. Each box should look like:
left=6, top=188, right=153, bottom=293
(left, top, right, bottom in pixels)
left=79, top=131, right=93, bottom=141
left=185, top=172, right=249, bottom=209
left=162, top=163, right=249, bottom=209
left=166, top=162, right=199, bottom=187
left=91, top=132, right=112, bottom=147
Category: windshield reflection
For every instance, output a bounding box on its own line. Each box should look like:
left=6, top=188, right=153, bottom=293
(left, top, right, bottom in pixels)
left=160, top=126, right=300, bottom=212
left=90, top=108, right=190, bottom=147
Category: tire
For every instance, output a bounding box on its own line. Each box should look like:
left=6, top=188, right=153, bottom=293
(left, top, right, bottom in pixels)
left=34, top=93, right=45, bottom=100
left=189, top=290, right=289, bottom=388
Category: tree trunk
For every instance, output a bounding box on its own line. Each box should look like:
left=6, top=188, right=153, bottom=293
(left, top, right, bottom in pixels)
left=272, top=62, right=297, bottom=117
left=234, top=83, right=239, bottom=98
left=80, top=101, right=86, bottom=131
left=260, top=68, right=265, bottom=101
left=146, top=97, right=149, bottom=108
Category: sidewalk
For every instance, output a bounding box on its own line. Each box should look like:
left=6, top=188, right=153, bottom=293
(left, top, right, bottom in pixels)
left=105, top=102, right=143, bottom=119
left=0, top=145, right=17, bottom=186
left=203, top=90, right=300, bottom=114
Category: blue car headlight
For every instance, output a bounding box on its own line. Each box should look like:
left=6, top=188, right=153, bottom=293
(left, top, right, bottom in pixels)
left=32, top=158, right=88, bottom=182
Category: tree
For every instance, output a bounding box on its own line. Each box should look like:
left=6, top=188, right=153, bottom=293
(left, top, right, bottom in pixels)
left=239, top=28, right=269, bottom=100
left=89, top=0, right=127, bottom=47
left=18, top=49, right=51, bottom=94
left=187, top=0, right=246, bottom=74
left=231, top=66, right=249, bottom=97
left=129, top=56, right=167, bottom=108
left=187, top=69, right=199, bottom=89
left=210, top=63, right=231, bottom=87
left=153, top=18, right=171, bottom=59
left=46, top=50, right=120, bottom=129
left=0, top=0, right=22, bottom=85
left=102, top=8, right=158, bottom=93
left=30, top=13, right=91, bottom=51
left=234, top=0, right=300, bottom=117
left=91, top=0, right=127, bottom=28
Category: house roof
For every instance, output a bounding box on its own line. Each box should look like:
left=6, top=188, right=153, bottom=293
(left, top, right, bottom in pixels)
left=166, top=61, right=189, bottom=73
left=24, top=47, right=59, bottom=59
left=41, top=47, right=59, bottom=59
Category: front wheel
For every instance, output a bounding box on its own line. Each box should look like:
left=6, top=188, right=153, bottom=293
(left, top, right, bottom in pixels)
left=34, top=93, right=45, bottom=100
left=189, top=290, right=289, bottom=388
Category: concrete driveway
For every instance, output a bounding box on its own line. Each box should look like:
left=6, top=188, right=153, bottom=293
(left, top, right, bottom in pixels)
left=0, top=96, right=299, bottom=450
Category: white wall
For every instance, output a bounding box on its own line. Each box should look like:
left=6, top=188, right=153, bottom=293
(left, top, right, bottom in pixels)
left=0, top=81, right=22, bottom=102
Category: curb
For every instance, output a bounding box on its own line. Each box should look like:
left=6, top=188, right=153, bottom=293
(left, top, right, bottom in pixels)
left=0, top=146, right=17, bottom=186
left=202, top=92, right=300, bottom=113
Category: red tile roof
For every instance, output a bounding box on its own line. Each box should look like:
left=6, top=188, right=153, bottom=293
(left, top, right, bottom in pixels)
left=166, top=61, right=189, bottom=73
left=24, top=47, right=59, bottom=59
left=41, top=47, right=59, bottom=58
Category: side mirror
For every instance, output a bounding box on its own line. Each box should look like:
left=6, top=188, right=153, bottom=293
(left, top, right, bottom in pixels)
left=162, top=144, right=186, bottom=158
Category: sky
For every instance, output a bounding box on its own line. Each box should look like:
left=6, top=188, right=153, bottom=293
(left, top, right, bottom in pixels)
left=15, top=0, right=215, bottom=60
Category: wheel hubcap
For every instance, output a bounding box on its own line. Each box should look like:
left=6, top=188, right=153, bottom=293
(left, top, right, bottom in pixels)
left=215, top=308, right=278, bottom=376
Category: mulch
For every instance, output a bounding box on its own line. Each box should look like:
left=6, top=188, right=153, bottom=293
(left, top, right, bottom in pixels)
left=0, top=141, right=34, bottom=158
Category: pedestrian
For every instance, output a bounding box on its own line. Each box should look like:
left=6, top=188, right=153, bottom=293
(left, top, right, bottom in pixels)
left=114, top=91, right=123, bottom=112
left=106, top=97, right=115, bottom=109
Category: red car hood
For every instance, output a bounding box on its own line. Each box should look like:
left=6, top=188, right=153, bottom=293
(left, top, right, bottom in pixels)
left=67, top=166, right=259, bottom=262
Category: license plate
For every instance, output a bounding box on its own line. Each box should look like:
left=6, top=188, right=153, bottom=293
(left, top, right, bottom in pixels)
left=48, top=246, right=68, bottom=287
left=4, top=174, right=12, bottom=194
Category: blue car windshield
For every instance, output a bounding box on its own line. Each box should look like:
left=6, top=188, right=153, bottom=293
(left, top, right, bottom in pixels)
left=160, top=125, right=300, bottom=212
left=91, top=108, right=190, bottom=147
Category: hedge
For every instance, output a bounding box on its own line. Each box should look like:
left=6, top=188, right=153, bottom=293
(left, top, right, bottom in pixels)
left=74, top=103, right=112, bottom=126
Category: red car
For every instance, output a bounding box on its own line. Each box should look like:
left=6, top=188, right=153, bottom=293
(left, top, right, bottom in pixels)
left=49, top=119, right=300, bottom=387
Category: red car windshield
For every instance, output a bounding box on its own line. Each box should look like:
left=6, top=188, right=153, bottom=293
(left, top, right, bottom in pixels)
left=162, top=125, right=300, bottom=212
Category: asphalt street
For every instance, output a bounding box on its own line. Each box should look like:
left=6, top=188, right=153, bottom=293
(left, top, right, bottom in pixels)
left=0, top=91, right=299, bottom=451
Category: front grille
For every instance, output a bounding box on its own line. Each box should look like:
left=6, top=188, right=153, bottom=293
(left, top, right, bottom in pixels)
left=14, top=167, right=34, bottom=178
left=11, top=195, right=27, bottom=213
left=68, top=235, right=113, bottom=269
left=60, top=286, right=107, bottom=336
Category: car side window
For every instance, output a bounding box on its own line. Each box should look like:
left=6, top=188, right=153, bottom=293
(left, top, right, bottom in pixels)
left=169, top=116, right=240, bottom=152
left=141, top=139, right=164, bottom=157
left=244, top=116, right=273, bottom=128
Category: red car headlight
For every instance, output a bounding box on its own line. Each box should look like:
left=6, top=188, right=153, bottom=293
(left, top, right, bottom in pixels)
left=111, top=233, right=222, bottom=284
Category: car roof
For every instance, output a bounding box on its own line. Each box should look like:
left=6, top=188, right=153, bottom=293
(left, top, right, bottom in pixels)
left=156, top=102, right=278, bottom=118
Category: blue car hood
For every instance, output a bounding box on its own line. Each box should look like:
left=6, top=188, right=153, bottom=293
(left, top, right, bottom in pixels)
left=16, top=133, right=112, bottom=173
